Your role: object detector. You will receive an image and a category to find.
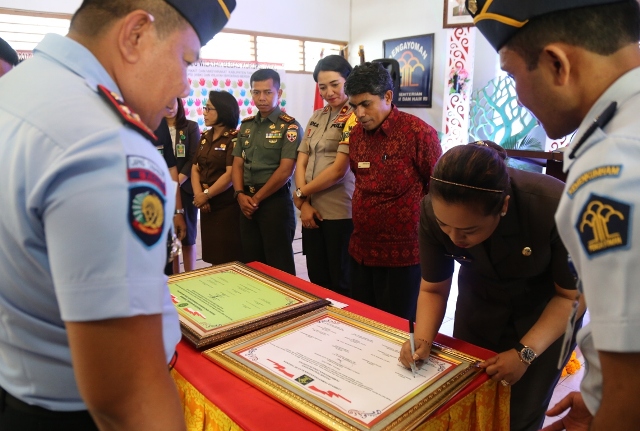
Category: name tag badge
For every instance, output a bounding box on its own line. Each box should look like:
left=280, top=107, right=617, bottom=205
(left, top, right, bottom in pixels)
left=358, top=161, right=371, bottom=169
left=176, top=143, right=186, bottom=158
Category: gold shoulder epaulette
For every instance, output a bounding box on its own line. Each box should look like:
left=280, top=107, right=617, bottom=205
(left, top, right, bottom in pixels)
left=229, top=129, right=239, bottom=137
left=278, top=113, right=295, bottom=123
left=241, top=115, right=256, bottom=123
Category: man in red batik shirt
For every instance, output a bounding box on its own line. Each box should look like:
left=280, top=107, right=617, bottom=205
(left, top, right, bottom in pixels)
left=342, top=62, right=442, bottom=320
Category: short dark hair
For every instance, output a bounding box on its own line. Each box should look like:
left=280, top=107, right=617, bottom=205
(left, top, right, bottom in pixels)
left=71, top=0, right=187, bottom=39
left=0, top=37, right=18, bottom=66
left=312, top=55, right=353, bottom=82
left=250, top=69, right=281, bottom=89
left=430, top=141, right=509, bottom=216
left=344, top=62, right=393, bottom=97
left=506, top=0, right=640, bottom=70
left=208, top=90, right=239, bottom=129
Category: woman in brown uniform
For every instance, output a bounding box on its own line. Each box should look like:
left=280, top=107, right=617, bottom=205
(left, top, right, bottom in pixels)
left=399, top=142, right=583, bottom=431
left=191, top=90, right=243, bottom=265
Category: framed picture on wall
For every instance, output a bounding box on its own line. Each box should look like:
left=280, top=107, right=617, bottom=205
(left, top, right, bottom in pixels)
left=443, top=0, right=475, bottom=28
left=382, top=34, right=435, bottom=108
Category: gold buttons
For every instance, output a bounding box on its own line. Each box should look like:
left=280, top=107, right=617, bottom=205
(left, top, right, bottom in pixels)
left=522, top=247, right=532, bottom=256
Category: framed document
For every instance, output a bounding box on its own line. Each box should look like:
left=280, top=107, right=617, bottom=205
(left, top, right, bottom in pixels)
left=443, top=0, right=475, bottom=28
left=168, top=262, right=330, bottom=349
left=204, top=307, right=482, bottom=431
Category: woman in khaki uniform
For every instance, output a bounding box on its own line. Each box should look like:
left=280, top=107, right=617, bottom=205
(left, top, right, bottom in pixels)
left=294, top=55, right=355, bottom=296
left=191, top=91, right=243, bottom=265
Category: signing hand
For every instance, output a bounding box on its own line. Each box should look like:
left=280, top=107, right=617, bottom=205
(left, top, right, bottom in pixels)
left=540, top=391, right=592, bottom=431
left=478, top=349, right=528, bottom=385
left=398, top=338, right=431, bottom=370
left=237, top=194, right=258, bottom=219
left=300, top=202, right=322, bottom=229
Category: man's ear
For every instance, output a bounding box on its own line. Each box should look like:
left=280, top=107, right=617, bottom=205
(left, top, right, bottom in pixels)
left=118, top=10, right=156, bottom=64
left=277, top=88, right=283, bottom=99
left=540, top=44, right=572, bottom=86
left=384, top=89, right=393, bottom=105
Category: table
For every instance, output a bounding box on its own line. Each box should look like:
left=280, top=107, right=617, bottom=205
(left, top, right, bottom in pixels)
left=171, top=262, right=509, bottom=430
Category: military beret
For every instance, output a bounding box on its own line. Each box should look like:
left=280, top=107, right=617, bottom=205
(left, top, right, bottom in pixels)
left=0, top=37, right=18, bottom=66
left=465, top=0, right=628, bottom=51
left=164, top=0, right=236, bottom=45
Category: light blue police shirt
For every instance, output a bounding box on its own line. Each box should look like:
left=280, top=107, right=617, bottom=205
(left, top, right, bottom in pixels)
left=556, top=67, right=640, bottom=415
left=0, top=34, right=181, bottom=411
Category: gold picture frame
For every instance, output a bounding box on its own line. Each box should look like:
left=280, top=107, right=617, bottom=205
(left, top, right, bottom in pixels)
left=443, top=0, right=475, bottom=28
left=169, top=262, right=330, bottom=349
left=204, top=307, right=482, bottom=431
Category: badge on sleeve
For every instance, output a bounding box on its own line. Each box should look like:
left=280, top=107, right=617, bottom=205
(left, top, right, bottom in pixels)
left=127, top=156, right=166, bottom=247
left=286, top=130, right=298, bottom=142
left=576, top=194, right=631, bottom=257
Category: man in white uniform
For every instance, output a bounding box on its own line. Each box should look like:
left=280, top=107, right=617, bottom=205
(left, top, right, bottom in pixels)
left=465, top=0, right=640, bottom=429
left=0, top=0, right=234, bottom=429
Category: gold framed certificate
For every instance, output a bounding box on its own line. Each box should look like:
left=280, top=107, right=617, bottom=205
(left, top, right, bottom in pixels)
left=204, top=307, right=482, bottom=430
left=168, top=262, right=330, bottom=349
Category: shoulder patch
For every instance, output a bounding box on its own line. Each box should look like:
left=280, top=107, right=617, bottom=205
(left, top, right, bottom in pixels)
left=127, top=156, right=166, bottom=247
left=567, top=165, right=622, bottom=198
left=576, top=193, right=631, bottom=257
left=287, top=124, right=299, bottom=130
left=241, top=115, right=256, bottom=123
left=279, top=113, right=295, bottom=123
left=229, top=129, right=239, bottom=137
left=322, top=105, right=330, bottom=113
left=97, top=85, right=157, bottom=141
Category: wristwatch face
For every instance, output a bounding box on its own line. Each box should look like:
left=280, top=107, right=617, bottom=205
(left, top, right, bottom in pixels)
left=520, top=346, right=536, bottom=364
left=204, top=189, right=209, bottom=195
left=295, top=189, right=303, bottom=198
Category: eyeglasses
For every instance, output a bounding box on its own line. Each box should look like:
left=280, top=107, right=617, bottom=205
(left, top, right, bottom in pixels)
left=203, top=106, right=216, bottom=113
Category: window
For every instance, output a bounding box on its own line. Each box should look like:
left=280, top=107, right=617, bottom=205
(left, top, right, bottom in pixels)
left=0, top=8, right=346, bottom=73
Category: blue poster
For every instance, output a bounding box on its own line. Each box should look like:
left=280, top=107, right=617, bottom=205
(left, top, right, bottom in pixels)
left=383, top=34, right=435, bottom=108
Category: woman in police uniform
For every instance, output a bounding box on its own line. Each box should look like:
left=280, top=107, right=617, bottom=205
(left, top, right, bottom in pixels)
left=399, top=142, right=582, bottom=431
left=293, top=55, right=355, bottom=296
left=191, top=90, right=243, bottom=265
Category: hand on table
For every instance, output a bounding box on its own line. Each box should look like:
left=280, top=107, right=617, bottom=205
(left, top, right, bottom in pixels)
left=478, top=348, right=528, bottom=386
left=398, top=338, right=431, bottom=370
left=540, top=391, right=592, bottom=431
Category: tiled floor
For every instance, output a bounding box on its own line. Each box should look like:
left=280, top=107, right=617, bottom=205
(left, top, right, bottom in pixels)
left=178, top=217, right=587, bottom=428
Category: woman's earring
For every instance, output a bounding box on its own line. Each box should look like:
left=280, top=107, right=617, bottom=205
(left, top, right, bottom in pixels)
left=500, top=212, right=507, bottom=217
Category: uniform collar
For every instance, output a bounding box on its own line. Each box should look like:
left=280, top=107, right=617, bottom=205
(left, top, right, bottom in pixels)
left=34, top=34, right=121, bottom=100
left=564, top=66, right=640, bottom=172
left=257, top=106, right=282, bottom=124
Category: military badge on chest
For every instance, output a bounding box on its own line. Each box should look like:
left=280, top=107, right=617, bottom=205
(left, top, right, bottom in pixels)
left=576, top=194, right=631, bottom=257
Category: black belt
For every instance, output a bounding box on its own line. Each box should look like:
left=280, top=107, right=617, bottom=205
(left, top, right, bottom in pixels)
left=0, top=386, right=90, bottom=419
left=244, top=184, right=265, bottom=194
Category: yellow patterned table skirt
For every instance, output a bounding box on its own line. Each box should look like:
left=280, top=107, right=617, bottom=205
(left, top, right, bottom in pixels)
left=172, top=369, right=509, bottom=431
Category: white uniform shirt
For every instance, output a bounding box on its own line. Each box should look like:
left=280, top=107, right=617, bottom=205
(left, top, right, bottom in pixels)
left=0, top=34, right=181, bottom=411
left=556, top=67, right=640, bottom=415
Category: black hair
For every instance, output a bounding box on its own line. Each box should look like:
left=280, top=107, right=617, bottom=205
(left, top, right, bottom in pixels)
left=430, top=141, right=509, bottom=216
left=312, top=55, right=353, bottom=82
left=70, top=0, right=187, bottom=39
left=174, top=98, right=189, bottom=129
left=506, top=0, right=640, bottom=70
left=208, top=90, right=239, bottom=129
left=250, top=68, right=281, bottom=89
left=344, top=62, right=393, bottom=97
left=0, top=37, right=18, bottom=66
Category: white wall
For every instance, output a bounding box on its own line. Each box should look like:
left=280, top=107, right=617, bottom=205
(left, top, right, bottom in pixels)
left=349, top=0, right=499, bottom=133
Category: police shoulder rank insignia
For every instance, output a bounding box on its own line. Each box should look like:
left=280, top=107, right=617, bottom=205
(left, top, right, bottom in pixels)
left=241, top=115, right=256, bottom=123
left=229, top=129, right=238, bottom=137
left=127, top=156, right=166, bottom=247
left=279, top=113, right=295, bottom=123
left=576, top=193, right=631, bottom=257
left=97, top=85, right=157, bottom=142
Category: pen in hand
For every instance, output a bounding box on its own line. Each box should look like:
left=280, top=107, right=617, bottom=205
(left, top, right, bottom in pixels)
left=409, top=320, right=418, bottom=378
